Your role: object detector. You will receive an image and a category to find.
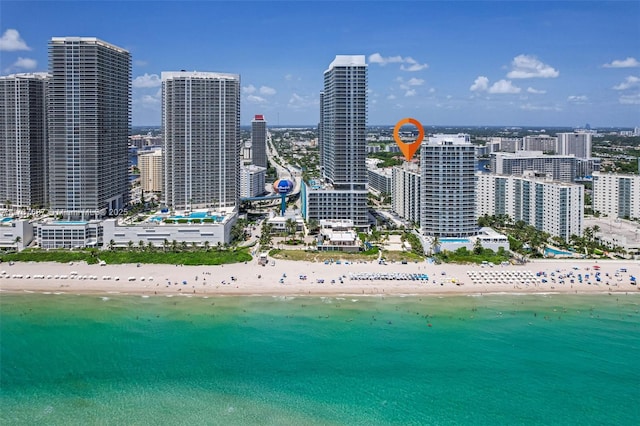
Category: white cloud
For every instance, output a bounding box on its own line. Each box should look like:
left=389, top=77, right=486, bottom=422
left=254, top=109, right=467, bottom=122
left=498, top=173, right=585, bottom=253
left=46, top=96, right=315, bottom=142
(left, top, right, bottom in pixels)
left=387, top=94, right=397, bottom=100
left=619, top=93, right=640, bottom=104
left=520, top=103, right=561, bottom=111
left=247, top=94, right=267, bottom=104
left=404, top=89, right=416, bottom=97
left=288, top=93, right=317, bottom=110
left=603, top=57, right=640, bottom=68
left=567, top=95, right=588, bottom=104
left=141, top=94, right=160, bottom=106
left=0, top=29, right=31, bottom=51
left=11, top=57, right=37, bottom=70
left=134, top=60, right=148, bottom=67
left=507, top=54, right=559, bottom=79
left=527, top=87, right=546, bottom=94
left=406, top=77, right=424, bottom=86
left=242, top=84, right=256, bottom=94
left=284, top=74, right=293, bottom=81
left=613, top=76, right=640, bottom=90
left=428, top=88, right=435, bottom=94
left=369, top=53, right=405, bottom=65
left=369, top=53, right=428, bottom=71
left=470, top=76, right=489, bottom=92
left=488, top=79, right=521, bottom=94
left=259, top=86, right=276, bottom=96
left=132, top=73, right=161, bottom=88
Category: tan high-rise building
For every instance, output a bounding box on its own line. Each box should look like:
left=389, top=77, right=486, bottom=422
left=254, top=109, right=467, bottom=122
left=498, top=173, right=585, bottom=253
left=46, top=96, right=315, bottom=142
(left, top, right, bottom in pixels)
left=139, top=149, right=163, bottom=192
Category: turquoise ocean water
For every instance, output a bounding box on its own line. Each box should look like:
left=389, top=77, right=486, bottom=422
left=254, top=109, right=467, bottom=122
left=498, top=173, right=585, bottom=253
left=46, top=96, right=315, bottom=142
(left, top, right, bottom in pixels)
left=1, top=293, right=639, bottom=425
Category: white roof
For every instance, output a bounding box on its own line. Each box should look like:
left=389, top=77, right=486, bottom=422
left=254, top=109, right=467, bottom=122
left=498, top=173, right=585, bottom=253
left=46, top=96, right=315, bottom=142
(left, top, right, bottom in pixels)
left=50, top=37, right=128, bottom=53
left=161, top=71, right=239, bottom=81
left=327, top=55, right=366, bottom=71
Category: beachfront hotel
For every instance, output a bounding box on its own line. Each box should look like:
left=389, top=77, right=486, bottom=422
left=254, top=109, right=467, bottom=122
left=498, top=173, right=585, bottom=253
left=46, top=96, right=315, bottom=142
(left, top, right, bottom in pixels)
left=302, top=55, right=368, bottom=228
left=162, top=71, right=241, bottom=210
left=251, top=114, right=267, bottom=168
left=420, top=134, right=477, bottom=237
left=0, top=73, right=49, bottom=209
left=48, top=37, right=131, bottom=218
left=592, top=172, right=640, bottom=220
left=476, top=172, right=583, bottom=241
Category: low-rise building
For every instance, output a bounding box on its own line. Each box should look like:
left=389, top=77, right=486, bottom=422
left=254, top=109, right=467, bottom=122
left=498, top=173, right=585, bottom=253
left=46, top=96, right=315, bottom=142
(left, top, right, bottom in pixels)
left=0, top=219, right=34, bottom=250
left=317, top=219, right=360, bottom=252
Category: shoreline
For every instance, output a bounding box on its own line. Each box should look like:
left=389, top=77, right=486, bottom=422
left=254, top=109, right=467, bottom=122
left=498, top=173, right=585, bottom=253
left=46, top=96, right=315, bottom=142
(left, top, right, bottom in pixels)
left=1, top=258, right=638, bottom=297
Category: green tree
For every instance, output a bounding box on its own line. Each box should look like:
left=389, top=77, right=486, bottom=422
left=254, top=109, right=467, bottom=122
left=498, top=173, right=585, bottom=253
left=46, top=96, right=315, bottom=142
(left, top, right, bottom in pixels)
left=473, top=238, right=483, bottom=255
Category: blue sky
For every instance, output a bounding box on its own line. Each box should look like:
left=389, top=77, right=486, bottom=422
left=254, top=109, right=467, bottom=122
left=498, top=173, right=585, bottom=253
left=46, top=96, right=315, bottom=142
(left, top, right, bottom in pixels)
left=1, top=1, right=639, bottom=127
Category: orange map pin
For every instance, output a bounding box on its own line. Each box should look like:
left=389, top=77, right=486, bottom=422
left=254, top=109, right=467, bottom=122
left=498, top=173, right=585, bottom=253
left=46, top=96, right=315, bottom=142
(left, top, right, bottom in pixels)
left=393, top=118, right=424, bottom=161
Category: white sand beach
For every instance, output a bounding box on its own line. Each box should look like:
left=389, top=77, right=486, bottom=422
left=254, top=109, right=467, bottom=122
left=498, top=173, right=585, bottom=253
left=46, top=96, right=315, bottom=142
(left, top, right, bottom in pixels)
left=1, top=257, right=639, bottom=296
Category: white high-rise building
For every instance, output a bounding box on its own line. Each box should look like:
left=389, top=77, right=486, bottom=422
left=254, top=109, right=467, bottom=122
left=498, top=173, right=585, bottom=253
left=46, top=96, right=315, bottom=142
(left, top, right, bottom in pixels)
left=162, top=71, right=240, bottom=210
left=251, top=114, right=267, bottom=168
left=392, top=163, right=421, bottom=224
left=303, top=55, right=368, bottom=228
left=592, top=172, right=640, bottom=219
left=477, top=173, right=583, bottom=241
left=491, top=151, right=577, bottom=182
left=48, top=37, right=131, bottom=217
left=0, top=73, right=49, bottom=209
left=240, top=164, right=266, bottom=198
left=557, top=132, right=592, bottom=158
left=420, top=134, right=476, bottom=237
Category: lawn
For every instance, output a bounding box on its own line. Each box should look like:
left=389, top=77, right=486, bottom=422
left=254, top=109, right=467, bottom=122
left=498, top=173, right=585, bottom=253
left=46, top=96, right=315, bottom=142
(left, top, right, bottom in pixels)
left=0, top=248, right=252, bottom=266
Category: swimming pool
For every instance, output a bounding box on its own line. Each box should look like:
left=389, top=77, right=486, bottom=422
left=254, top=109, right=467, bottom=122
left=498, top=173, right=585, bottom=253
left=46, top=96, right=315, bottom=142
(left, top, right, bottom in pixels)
left=1, top=217, right=13, bottom=223
left=440, top=238, right=471, bottom=244
left=53, top=221, right=88, bottom=226
left=544, top=247, right=574, bottom=256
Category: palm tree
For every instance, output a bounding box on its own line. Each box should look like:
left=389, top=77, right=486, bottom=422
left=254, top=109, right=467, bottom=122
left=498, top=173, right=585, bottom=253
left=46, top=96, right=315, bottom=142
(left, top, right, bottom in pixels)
left=108, top=239, right=115, bottom=251
left=180, top=241, right=187, bottom=252
left=127, top=240, right=134, bottom=251
left=163, top=239, right=169, bottom=252
left=147, top=241, right=155, bottom=252
left=203, top=241, right=210, bottom=252
left=430, top=236, right=440, bottom=255
left=171, top=240, right=178, bottom=252
left=14, top=236, right=21, bottom=252
left=138, top=240, right=145, bottom=251
left=285, top=218, right=296, bottom=242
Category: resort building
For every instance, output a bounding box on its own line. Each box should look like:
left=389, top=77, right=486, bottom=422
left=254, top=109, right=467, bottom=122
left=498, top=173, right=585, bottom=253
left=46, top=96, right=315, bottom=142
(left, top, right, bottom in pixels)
left=251, top=114, right=267, bottom=168
left=162, top=71, right=240, bottom=211
left=303, top=55, right=368, bottom=228
left=391, top=163, right=421, bottom=224
left=36, top=220, right=103, bottom=249
left=138, top=149, right=163, bottom=193
left=476, top=172, right=583, bottom=241
left=240, top=164, right=267, bottom=198
left=592, top=172, right=640, bottom=220
left=420, top=134, right=477, bottom=237
left=48, top=37, right=131, bottom=218
left=0, top=73, right=49, bottom=209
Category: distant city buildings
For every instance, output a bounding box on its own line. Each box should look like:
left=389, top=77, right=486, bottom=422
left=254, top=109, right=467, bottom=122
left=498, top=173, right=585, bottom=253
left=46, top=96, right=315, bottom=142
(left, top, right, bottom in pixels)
left=476, top=173, right=583, bottom=241
left=48, top=37, right=131, bottom=218
left=420, top=134, right=477, bottom=237
left=138, top=149, right=163, bottom=193
left=592, top=172, right=640, bottom=220
left=522, top=135, right=557, bottom=153
left=0, top=73, right=49, bottom=209
left=303, top=55, right=368, bottom=228
left=251, top=114, right=267, bottom=168
left=162, top=71, right=240, bottom=210
left=491, top=151, right=577, bottom=182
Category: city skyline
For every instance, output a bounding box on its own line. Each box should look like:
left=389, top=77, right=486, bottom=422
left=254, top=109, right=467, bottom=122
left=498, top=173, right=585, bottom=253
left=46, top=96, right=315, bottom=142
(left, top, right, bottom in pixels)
left=1, top=1, right=639, bottom=127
